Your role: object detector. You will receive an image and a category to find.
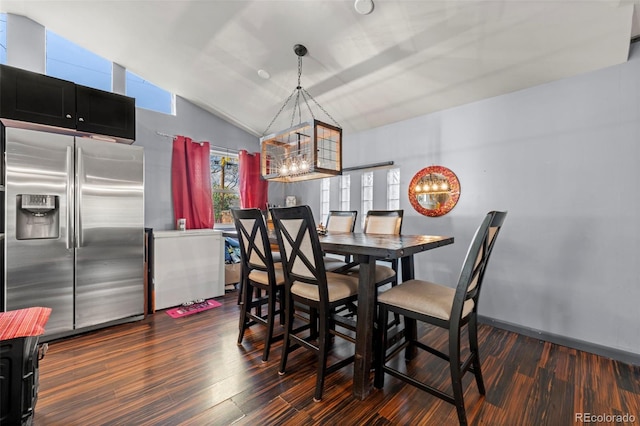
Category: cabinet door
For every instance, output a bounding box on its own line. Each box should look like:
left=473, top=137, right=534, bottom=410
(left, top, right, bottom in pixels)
left=0, top=64, right=76, bottom=129
left=76, top=85, right=136, bottom=140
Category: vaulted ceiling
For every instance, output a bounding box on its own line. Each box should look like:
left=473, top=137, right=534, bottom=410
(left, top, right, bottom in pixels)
left=1, top=1, right=638, bottom=137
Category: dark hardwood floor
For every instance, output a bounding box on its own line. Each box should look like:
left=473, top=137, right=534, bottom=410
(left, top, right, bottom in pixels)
left=33, top=290, right=640, bottom=425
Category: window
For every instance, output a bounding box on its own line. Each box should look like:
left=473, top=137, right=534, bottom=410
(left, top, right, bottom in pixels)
left=361, top=172, right=373, bottom=228
left=126, top=70, right=174, bottom=115
left=0, top=14, right=6, bottom=65
left=45, top=30, right=111, bottom=91
left=320, top=178, right=330, bottom=226
left=210, top=151, right=240, bottom=225
left=387, top=168, right=400, bottom=210
left=339, top=174, right=351, bottom=211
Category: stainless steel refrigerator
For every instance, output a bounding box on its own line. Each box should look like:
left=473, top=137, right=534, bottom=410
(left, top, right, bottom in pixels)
left=3, top=126, right=144, bottom=338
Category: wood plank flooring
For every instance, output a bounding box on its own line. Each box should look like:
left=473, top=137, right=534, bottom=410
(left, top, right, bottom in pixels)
left=33, top=291, right=640, bottom=425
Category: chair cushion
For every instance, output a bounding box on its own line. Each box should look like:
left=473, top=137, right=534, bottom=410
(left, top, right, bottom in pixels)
left=377, top=279, right=474, bottom=321
left=249, top=268, right=285, bottom=286
left=291, top=272, right=359, bottom=302
left=347, top=264, right=396, bottom=282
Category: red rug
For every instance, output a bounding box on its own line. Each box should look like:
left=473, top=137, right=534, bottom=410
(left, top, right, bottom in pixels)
left=166, top=299, right=222, bottom=318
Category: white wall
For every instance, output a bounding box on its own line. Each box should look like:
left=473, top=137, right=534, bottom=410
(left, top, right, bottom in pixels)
left=283, top=43, right=640, bottom=360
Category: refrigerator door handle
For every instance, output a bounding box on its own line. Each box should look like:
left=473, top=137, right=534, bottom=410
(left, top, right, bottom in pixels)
left=76, top=146, right=84, bottom=248
left=66, top=146, right=74, bottom=250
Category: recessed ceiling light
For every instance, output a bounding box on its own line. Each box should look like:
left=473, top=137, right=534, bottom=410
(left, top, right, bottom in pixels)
left=354, top=0, right=374, bottom=15
left=257, top=69, right=270, bottom=79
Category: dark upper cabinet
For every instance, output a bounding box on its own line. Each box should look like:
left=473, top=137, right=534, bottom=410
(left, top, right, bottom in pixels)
left=0, top=64, right=136, bottom=141
left=76, top=85, right=135, bottom=140
left=0, top=64, right=76, bottom=129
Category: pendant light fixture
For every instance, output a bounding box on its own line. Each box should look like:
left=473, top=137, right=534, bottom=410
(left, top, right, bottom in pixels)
left=260, top=44, right=343, bottom=182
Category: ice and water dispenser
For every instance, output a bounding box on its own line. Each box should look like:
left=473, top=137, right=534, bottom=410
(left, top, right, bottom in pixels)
left=16, top=194, right=59, bottom=240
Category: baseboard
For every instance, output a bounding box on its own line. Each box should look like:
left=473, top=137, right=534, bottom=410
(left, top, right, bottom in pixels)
left=478, top=315, right=640, bottom=367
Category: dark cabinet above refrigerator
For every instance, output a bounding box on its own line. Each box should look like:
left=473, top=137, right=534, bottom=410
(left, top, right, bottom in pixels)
left=0, top=64, right=135, bottom=142
left=75, top=85, right=135, bottom=140
left=0, top=64, right=76, bottom=129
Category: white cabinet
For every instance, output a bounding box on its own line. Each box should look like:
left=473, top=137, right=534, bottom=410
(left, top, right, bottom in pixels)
left=153, top=229, right=224, bottom=310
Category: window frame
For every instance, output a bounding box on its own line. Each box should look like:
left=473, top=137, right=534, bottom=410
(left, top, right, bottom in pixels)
left=210, top=150, right=240, bottom=226
left=0, top=13, right=7, bottom=65
left=126, top=69, right=175, bottom=115
left=320, top=178, right=330, bottom=226
left=387, top=168, right=400, bottom=210
left=361, top=171, right=373, bottom=229
left=339, top=174, right=351, bottom=211
left=45, top=29, right=112, bottom=92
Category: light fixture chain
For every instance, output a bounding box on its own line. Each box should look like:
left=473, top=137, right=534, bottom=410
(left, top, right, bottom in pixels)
left=262, top=44, right=341, bottom=137
left=299, top=89, right=316, bottom=121
left=300, top=87, right=341, bottom=128
left=261, top=87, right=298, bottom=136
left=290, top=90, right=302, bottom=129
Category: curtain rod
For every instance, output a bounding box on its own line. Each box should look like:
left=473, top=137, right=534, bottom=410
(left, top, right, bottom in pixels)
left=342, top=161, right=394, bottom=172
left=155, top=131, right=240, bottom=154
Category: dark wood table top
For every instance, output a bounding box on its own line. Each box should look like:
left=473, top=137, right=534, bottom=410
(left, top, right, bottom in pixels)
left=319, top=232, right=454, bottom=260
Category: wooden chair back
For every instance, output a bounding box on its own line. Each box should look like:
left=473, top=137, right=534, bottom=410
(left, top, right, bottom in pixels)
left=326, top=210, right=358, bottom=233
left=364, top=210, right=403, bottom=235
left=451, top=210, right=508, bottom=322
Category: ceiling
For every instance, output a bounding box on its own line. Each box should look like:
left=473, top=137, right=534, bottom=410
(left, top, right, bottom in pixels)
left=1, top=1, right=638, bottom=137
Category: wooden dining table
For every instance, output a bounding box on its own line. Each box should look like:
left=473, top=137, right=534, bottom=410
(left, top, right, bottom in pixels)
left=318, top=232, right=454, bottom=400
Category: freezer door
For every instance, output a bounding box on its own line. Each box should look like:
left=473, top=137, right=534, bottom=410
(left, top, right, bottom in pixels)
left=5, top=128, right=75, bottom=334
left=74, top=138, right=144, bottom=328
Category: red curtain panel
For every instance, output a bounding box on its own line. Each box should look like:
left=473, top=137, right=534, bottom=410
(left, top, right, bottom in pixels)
left=238, top=150, right=268, bottom=209
left=172, top=136, right=214, bottom=229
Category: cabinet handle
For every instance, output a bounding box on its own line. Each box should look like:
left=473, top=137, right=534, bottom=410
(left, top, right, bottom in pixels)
left=78, top=117, right=85, bottom=122
left=66, top=114, right=72, bottom=119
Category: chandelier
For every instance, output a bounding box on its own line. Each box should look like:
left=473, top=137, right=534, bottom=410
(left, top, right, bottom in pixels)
left=260, top=44, right=342, bottom=182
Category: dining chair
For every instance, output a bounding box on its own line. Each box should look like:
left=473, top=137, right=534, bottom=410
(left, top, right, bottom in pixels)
left=373, top=211, right=507, bottom=426
left=270, top=205, right=360, bottom=402
left=325, top=210, right=358, bottom=233
left=347, top=210, right=404, bottom=288
left=232, top=208, right=285, bottom=362
left=323, top=210, right=358, bottom=272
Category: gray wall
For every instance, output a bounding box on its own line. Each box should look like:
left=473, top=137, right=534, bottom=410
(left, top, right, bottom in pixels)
left=282, top=42, right=640, bottom=361
left=5, top=14, right=260, bottom=232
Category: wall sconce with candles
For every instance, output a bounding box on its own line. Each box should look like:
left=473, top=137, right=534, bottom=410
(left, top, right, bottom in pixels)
left=408, top=165, right=460, bottom=217
left=260, top=44, right=342, bottom=182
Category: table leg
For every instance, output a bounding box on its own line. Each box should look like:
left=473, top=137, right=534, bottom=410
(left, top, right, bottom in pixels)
left=401, top=255, right=418, bottom=360
left=353, top=254, right=376, bottom=400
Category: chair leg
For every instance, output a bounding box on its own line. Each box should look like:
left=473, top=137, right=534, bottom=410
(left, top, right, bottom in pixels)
left=449, top=329, right=467, bottom=426
left=237, top=281, right=251, bottom=344
left=278, top=287, right=285, bottom=325
left=262, top=288, right=277, bottom=362
left=374, top=306, right=390, bottom=389
left=404, top=317, right=418, bottom=360
left=278, top=293, right=295, bottom=375
left=254, top=287, right=262, bottom=317
left=389, top=260, right=401, bottom=326
left=309, top=307, right=319, bottom=340
left=236, top=270, right=245, bottom=305
left=313, top=308, right=330, bottom=402
left=468, top=314, right=486, bottom=395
